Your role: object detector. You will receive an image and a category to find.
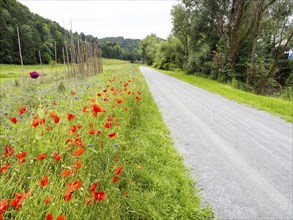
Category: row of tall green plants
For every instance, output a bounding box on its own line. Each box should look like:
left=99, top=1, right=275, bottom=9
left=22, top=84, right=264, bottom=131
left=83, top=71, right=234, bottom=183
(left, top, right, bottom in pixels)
left=140, top=0, right=293, bottom=97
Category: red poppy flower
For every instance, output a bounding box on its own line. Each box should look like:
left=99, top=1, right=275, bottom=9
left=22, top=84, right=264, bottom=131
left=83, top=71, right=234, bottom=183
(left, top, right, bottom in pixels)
left=73, top=160, right=82, bottom=169
left=10, top=117, right=17, bottom=124
left=39, top=118, right=46, bottom=124
left=90, top=182, right=98, bottom=192
left=72, top=180, right=82, bottom=190
left=69, top=125, right=77, bottom=134
left=108, top=132, right=116, bottom=138
left=50, top=112, right=60, bottom=123
left=46, top=213, right=53, bottom=220
left=104, top=97, right=108, bottom=102
left=88, top=129, right=95, bottom=135
left=92, top=104, right=102, bottom=117
left=32, top=115, right=40, bottom=128
left=67, top=114, right=76, bottom=121
left=60, top=170, right=71, bottom=177
left=85, top=197, right=92, bottom=205
left=9, top=190, right=30, bottom=210
left=0, top=198, right=8, bottom=215
left=104, top=121, right=112, bottom=129
left=115, top=166, right=123, bottom=175
left=96, top=129, right=102, bottom=135
left=18, top=106, right=26, bottom=115
left=3, top=145, right=14, bottom=157
left=16, top=152, right=26, bottom=164
left=53, top=151, right=61, bottom=161
left=63, top=180, right=82, bottom=202
left=37, top=153, right=47, bottom=160
left=112, top=176, right=119, bottom=183
left=135, top=96, right=141, bottom=101
left=117, top=99, right=123, bottom=104
left=92, top=191, right=105, bottom=202
left=56, top=215, right=66, bottom=220
left=0, top=162, right=10, bottom=173
left=40, top=175, right=49, bottom=187
left=44, top=197, right=50, bottom=204
left=63, top=192, right=72, bottom=202
left=73, top=148, right=84, bottom=156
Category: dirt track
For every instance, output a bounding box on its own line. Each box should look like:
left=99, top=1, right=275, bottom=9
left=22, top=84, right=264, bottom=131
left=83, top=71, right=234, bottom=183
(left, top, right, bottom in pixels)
left=141, top=66, right=293, bottom=219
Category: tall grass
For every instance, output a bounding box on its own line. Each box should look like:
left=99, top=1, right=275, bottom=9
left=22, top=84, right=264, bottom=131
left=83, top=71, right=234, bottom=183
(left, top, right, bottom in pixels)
left=0, top=62, right=213, bottom=219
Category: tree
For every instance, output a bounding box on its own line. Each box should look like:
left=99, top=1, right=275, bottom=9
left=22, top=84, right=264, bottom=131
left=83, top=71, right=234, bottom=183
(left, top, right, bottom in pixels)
left=140, top=34, right=161, bottom=65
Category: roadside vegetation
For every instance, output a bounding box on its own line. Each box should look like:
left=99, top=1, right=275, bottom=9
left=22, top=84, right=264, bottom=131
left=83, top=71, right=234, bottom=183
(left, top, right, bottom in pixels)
left=140, top=0, right=293, bottom=98
left=154, top=68, right=292, bottom=122
left=0, top=61, right=213, bottom=219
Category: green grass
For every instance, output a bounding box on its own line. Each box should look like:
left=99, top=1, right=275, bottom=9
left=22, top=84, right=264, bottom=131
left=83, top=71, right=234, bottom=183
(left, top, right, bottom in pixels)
left=0, top=63, right=62, bottom=82
left=0, top=59, right=129, bottom=83
left=153, top=68, right=293, bottom=122
left=0, top=62, right=213, bottom=219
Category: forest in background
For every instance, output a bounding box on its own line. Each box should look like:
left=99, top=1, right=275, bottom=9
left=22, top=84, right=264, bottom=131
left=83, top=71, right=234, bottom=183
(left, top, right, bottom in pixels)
left=140, top=0, right=293, bottom=96
left=0, top=0, right=141, bottom=65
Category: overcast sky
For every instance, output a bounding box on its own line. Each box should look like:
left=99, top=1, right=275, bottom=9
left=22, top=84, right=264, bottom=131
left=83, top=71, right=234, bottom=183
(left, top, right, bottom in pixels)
left=18, top=0, right=179, bottom=39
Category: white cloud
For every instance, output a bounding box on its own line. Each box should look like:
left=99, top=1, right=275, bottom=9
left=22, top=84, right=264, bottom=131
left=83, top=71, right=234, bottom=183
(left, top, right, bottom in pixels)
left=19, top=0, right=179, bottom=39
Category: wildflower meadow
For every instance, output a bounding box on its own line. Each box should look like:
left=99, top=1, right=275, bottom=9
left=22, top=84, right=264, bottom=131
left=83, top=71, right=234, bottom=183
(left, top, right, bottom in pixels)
left=0, top=60, right=213, bottom=219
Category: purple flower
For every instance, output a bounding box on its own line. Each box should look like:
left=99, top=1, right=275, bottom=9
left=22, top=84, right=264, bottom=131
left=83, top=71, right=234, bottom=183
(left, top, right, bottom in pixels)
left=30, top=71, right=40, bottom=79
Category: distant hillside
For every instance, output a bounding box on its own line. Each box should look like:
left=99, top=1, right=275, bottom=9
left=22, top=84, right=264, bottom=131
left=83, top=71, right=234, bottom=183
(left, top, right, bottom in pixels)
left=99, top=37, right=141, bottom=62
left=0, top=0, right=140, bottom=64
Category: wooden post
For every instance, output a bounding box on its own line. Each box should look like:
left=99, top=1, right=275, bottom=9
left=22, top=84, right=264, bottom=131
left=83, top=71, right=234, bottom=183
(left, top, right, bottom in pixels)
left=17, top=27, right=25, bottom=90
left=65, top=43, right=71, bottom=78
left=38, top=50, right=44, bottom=75
left=62, top=47, right=67, bottom=79
left=99, top=47, right=103, bottom=73
left=55, top=41, right=57, bottom=80
left=93, top=43, right=98, bottom=75
left=70, top=19, right=76, bottom=80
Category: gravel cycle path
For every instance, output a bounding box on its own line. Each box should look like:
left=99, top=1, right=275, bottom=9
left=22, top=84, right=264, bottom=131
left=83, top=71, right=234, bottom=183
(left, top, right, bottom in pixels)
left=141, top=66, right=292, bottom=219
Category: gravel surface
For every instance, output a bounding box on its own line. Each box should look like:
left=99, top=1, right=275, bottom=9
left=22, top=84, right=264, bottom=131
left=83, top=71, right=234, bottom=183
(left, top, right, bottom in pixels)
left=141, top=66, right=293, bottom=219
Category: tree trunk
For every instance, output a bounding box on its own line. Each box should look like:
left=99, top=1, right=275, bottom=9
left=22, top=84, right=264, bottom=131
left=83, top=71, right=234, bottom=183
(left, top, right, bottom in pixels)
left=228, top=0, right=245, bottom=68
left=256, top=30, right=293, bottom=94
left=246, top=0, right=277, bottom=88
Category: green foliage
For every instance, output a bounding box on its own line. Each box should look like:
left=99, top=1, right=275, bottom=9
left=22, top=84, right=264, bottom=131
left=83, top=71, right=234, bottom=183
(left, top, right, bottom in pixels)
left=0, top=61, right=213, bottom=219
left=0, top=0, right=70, bottom=64
left=140, top=35, right=184, bottom=71
left=140, top=34, right=162, bottom=65
left=99, top=37, right=141, bottom=62
left=166, top=0, right=293, bottom=96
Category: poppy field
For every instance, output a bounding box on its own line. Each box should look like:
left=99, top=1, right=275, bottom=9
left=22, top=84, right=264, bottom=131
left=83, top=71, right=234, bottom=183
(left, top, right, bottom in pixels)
left=0, top=60, right=213, bottom=219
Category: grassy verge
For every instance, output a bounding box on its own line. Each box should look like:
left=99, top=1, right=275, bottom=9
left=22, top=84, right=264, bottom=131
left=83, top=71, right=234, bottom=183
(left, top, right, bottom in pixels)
left=0, top=62, right=213, bottom=219
left=153, top=68, right=293, bottom=122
